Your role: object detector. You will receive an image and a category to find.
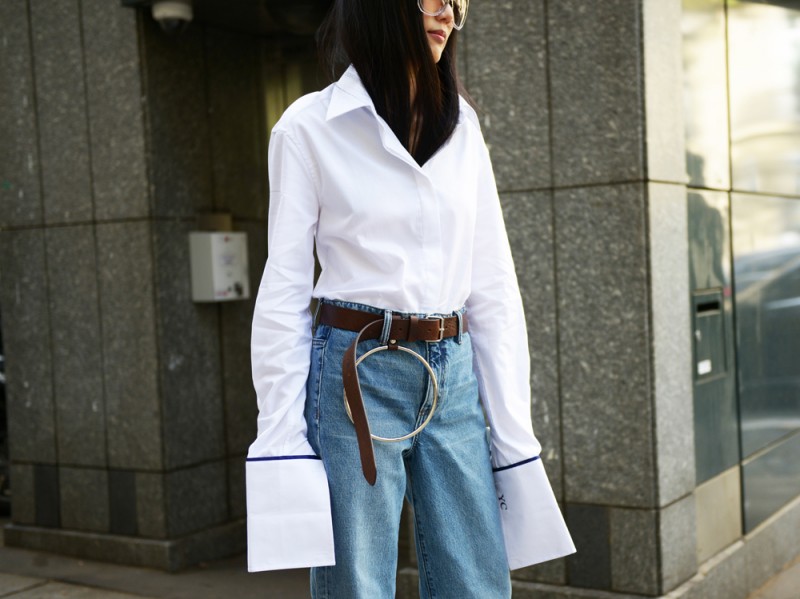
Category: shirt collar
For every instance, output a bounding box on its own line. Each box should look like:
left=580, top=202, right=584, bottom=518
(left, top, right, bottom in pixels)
left=325, top=64, right=471, bottom=128
left=326, top=65, right=374, bottom=121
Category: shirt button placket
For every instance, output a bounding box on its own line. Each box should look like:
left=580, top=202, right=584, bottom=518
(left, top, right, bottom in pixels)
left=414, top=170, right=443, bottom=311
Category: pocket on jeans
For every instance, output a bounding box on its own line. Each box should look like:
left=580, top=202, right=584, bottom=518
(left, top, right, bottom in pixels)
left=311, top=323, right=331, bottom=348
left=306, top=335, right=327, bottom=453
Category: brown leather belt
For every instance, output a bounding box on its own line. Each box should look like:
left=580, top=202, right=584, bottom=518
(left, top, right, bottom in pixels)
left=318, top=303, right=468, bottom=485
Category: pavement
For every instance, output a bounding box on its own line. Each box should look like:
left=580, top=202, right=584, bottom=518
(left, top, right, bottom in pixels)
left=747, top=555, right=800, bottom=599
left=0, top=519, right=309, bottom=599
left=0, top=518, right=798, bottom=598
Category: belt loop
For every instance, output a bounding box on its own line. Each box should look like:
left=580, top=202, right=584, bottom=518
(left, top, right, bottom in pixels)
left=456, top=310, right=464, bottom=345
left=378, top=309, right=393, bottom=345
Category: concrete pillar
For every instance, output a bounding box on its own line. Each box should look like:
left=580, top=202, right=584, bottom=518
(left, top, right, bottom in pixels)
left=401, top=1, right=696, bottom=596
left=0, top=0, right=265, bottom=570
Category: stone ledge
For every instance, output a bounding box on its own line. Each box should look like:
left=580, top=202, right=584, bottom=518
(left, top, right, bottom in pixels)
left=398, top=567, right=643, bottom=599
left=397, top=494, right=799, bottom=599
left=668, top=493, right=800, bottom=599
left=3, top=519, right=245, bottom=572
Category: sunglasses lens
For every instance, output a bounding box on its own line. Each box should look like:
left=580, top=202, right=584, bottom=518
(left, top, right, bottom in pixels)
left=418, top=0, right=469, bottom=29
left=420, top=0, right=442, bottom=14
left=452, top=0, right=468, bottom=29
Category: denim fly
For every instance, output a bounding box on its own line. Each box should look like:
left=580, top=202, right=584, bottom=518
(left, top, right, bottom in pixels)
left=304, top=298, right=511, bottom=599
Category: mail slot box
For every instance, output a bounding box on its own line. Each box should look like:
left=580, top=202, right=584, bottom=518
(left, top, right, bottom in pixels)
left=692, top=289, right=727, bottom=380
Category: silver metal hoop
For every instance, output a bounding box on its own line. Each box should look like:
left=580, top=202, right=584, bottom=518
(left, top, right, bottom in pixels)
left=343, top=345, right=439, bottom=443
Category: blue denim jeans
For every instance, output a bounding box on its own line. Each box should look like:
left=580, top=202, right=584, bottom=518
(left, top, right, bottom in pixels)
left=305, top=299, right=511, bottom=599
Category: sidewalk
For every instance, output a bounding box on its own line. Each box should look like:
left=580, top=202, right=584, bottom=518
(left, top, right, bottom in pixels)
left=748, top=555, right=800, bottom=599
left=0, top=518, right=797, bottom=598
left=0, top=519, right=309, bottom=599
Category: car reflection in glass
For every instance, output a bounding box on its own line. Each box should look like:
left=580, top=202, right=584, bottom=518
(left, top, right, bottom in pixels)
left=735, top=243, right=800, bottom=457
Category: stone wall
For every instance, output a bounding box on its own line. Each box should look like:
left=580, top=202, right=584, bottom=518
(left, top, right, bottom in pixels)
left=407, top=0, right=695, bottom=595
left=0, top=0, right=267, bottom=569
left=2, top=0, right=798, bottom=595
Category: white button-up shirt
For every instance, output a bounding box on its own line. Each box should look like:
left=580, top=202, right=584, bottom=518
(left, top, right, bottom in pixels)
left=246, top=66, right=575, bottom=572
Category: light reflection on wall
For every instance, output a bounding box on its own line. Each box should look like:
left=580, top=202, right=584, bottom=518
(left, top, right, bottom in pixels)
left=682, top=0, right=730, bottom=190
left=684, top=0, right=800, bottom=531
left=732, top=194, right=800, bottom=457
left=728, top=2, right=800, bottom=196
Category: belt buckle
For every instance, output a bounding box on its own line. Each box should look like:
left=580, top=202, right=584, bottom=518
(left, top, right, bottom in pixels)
left=427, top=315, right=445, bottom=342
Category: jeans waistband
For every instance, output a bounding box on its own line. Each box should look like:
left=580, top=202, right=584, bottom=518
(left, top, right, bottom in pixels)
left=316, top=297, right=466, bottom=320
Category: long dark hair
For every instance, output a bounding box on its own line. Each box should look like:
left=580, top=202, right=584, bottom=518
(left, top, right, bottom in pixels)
left=317, top=0, right=466, bottom=166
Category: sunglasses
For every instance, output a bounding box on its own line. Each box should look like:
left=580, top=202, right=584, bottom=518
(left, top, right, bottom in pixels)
left=417, top=0, right=469, bottom=30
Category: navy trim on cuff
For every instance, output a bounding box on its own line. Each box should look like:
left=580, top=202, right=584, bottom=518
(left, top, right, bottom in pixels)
left=246, top=455, right=321, bottom=462
left=492, top=455, right=540, bottom=473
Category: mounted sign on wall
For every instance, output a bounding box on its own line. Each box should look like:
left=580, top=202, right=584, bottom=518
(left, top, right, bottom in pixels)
left=189, top=214, right=250, bottom=302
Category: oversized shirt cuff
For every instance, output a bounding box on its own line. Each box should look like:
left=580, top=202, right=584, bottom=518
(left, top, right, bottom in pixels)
left=493, top=457, right=576, bottom=570
left=245, top=455, right=335, bottom=572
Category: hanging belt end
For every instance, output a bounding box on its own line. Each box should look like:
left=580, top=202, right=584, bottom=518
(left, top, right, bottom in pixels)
left=363, top=463, right=377, bottom=486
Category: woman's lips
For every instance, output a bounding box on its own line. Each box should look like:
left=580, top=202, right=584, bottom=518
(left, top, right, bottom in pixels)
left=428, top=30, right=446, bottom=43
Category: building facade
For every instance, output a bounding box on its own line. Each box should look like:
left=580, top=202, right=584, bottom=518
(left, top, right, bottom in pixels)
left=0, top=0, right=798, bottom=597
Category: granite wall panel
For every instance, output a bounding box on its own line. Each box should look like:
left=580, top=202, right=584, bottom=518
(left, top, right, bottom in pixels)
left=0, top=0, right=43, bottom=227
left=609, top=507, right=659, bottom=595
left=153, top=220, right=224, bottom=469
left=548, top=0, right=646, bottom=186
left=660, top=493, right=698, bottom=593
left=34, top=464, right=60, bottom=527
left=227, top=456, right=246, bottom=520
left=136, top=472, right=167, bottom=539
left=556, top=183, right=656, bottom=507
left=0, top=230, right=56, bottom=464
left=565, top=503, right=612, bottom=589
left=220, top=292, right=257, bottom=457
left=109, top=469, right=138, bottom=536
left=46, top=225, right=106, bottom=467
left=221, top=220, right=264, bottom=457
left=165, top=460, right=228, bottom=538
left=643, top=0, right=687, bottom=184
left=501, top=191, right=562, bottom=496
left=96, top=222, right=161, bottom=471
left=205, top=29, right=266, bottom=221
left=465, top=0, right=550, bottom=191
left=29, top=0, right=93, bottom=224
left=513, top=556, right=567, bottom=586
left=140, top=17, right=213, bottom=217
left=649, top=183, right=694, bottom=505
left=166, top=520, right=245, bottom=571
left=82, top=0, right=149, bottom=220
left=59, top=466, right=109, bottom=533
left=9, top=464, right=35, bottom=525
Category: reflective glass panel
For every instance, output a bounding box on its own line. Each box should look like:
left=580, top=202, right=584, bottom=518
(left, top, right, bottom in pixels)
left=728, top=3, right=800, bottom=195
left=742, top=432, right=800, bottom=532
left=732, top=193, right=800, bottom=457
left=688, top=190, right=739, bottom=482
left=682, top=0, right=731, bottom=190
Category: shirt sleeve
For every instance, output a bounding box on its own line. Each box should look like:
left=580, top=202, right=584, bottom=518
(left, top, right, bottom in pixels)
left=466, top=139, right=540, bottom=469
left=246, top=128, right=335, bottom=572
left=466, top=139, right=576, bottom=568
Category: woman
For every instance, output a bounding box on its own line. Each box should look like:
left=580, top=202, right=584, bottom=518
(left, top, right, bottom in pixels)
left=246, top=0, right=575, bottom=597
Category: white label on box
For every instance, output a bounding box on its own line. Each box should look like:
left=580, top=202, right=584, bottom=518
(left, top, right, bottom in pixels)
left=697, top=359, right=712, bottom=376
